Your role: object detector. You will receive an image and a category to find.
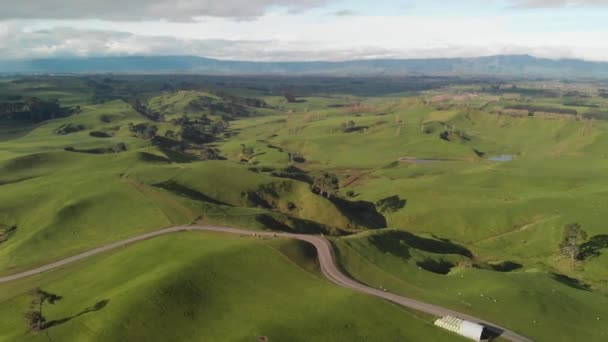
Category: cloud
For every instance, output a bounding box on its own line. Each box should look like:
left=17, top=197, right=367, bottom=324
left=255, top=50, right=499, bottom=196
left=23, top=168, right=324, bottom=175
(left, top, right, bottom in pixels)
left=333, top=9, right=357, bottom=16
left=0, top=25, right=402, bottom=61
left=0, top=0, right=331, bottom=21
left=2, top=25, right=608, bottom=62
left=508, top=0, right=608, bottom=8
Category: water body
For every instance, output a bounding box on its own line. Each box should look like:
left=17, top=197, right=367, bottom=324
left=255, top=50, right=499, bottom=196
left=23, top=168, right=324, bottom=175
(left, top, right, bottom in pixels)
left=489, top=154, right=514, bottom=162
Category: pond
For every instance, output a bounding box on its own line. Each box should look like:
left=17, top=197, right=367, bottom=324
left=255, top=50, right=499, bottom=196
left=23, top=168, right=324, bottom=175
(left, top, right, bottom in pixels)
left=489, top=154, right=514, bottom=162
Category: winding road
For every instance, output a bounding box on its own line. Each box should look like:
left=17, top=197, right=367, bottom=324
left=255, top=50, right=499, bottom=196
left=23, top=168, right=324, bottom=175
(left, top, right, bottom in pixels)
left=0, top=225, right=533, bottom=342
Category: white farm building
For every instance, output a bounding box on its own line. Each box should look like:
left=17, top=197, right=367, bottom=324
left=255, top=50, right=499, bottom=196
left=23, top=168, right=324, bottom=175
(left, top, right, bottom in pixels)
left=435, top=316, right=485, bottom=341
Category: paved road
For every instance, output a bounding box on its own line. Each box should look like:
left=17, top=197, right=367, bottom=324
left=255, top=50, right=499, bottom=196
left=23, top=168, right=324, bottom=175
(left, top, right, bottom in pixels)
left=0, top=225, right=533, bottom=342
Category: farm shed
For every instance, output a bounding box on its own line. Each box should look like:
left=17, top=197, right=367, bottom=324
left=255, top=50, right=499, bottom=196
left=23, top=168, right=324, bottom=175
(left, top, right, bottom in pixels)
left=434, top=316, right=485, bottom=341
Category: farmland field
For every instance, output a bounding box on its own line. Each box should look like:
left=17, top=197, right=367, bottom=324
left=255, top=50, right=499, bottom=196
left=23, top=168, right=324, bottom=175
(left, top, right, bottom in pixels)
left=1, top=75, right=607, bottom=341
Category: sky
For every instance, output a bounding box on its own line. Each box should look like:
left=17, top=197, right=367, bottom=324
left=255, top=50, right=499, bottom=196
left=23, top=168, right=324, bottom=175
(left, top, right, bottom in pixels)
left=1, top=0, right=608, bottom=61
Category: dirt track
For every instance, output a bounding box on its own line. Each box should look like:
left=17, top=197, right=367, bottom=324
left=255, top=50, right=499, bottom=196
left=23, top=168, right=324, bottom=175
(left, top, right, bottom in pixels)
left=0, top=225, right=533, bottom=342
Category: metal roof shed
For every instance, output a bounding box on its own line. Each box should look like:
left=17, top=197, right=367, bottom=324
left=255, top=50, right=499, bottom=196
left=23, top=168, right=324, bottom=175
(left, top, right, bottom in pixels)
left=459, top=320, right=484, bottom=341
left=434, top=316, right=484, bottom=341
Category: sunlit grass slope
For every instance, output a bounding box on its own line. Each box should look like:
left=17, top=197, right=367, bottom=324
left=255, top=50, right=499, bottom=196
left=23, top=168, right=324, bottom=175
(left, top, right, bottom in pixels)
left=0, top=233, right=462, bottom=342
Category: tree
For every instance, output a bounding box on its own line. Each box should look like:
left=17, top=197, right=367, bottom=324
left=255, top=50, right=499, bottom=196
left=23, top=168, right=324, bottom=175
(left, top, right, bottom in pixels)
left=25, top=288, right=62, bottom=331
left=312, top=173, right=340, bottom=199
left=559, top=223, right=588, bottom=262
left=283, top=91, right=297, bottom=103
left=340, top=120, right=356, bottom=133
left=241, top=145, right=255, bottom=159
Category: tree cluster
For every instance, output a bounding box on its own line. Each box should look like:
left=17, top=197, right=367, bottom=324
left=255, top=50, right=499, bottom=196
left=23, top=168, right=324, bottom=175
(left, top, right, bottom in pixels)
left=207, top=90, right=270, bottom=109
left=129, top=98, right=164, bottom=121
left=560, top=223, right=588, bottom=262
left=312, top=173, right=340, bottom=199
left=340, top=120, right=357, bottom=133
left=25, top=288, right=62, bottom=331
left=283, top=91, right=298, bottom=103
left=241, top=145, right=255, bottom=159
left=129, top=122, right=158, bottom=139
left=0, top=97, right=77, bottom=122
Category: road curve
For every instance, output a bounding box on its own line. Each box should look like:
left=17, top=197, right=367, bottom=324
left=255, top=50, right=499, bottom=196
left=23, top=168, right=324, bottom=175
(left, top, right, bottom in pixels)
left=0, top=225, right=533, bottom=342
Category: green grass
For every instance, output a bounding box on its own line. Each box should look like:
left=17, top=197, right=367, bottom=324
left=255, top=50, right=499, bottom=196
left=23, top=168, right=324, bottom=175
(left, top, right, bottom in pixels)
left=0, top=233, right=463, bottom=342
left=334, top=230, right=608, bottom=342
left=2, top=77, right=608, bottom=341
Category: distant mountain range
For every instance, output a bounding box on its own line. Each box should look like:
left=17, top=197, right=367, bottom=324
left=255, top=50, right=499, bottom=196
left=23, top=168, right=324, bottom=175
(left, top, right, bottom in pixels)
left=1, top=54, right=608, bottom=79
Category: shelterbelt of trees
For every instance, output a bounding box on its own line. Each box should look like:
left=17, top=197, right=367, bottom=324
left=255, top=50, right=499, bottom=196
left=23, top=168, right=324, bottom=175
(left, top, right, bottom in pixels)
left=0, top=96, right=80, bottom=122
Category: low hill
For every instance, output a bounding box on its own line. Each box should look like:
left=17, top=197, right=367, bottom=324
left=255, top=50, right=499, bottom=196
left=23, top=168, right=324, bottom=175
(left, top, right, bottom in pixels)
left=0, top=234, right=460, bottom=342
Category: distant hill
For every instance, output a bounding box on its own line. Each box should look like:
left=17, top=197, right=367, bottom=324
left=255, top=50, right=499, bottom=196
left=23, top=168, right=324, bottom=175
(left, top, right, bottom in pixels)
left=2, top=54, right=608, bottom=78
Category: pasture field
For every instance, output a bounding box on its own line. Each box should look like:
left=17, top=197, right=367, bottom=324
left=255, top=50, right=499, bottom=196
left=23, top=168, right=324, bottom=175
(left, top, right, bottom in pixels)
left=0, top=234, right=461, bottom=342
left=1, top=75, right=607, bottom=341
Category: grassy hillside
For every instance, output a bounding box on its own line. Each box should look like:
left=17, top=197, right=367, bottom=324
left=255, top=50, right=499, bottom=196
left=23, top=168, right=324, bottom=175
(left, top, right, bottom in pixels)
left=0, top=233, right=462, bottom=342
left=334, top=230, right=608, bottom=342
left=2, top=75, right=608, bottom=341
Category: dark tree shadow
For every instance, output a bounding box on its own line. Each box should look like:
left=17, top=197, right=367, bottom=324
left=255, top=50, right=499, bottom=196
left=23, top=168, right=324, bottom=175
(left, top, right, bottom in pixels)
left=368, top=233, right=412, bottom=260
left=160, top=149, right=201, bottom=163
left=416, top=259, right=455, bottom=275
left=489, top=261, right=523, bottom=272
left=270, top=166, right=312, bottom=184
left=242, top=190, right=274, bottom=209
left=578, top=235, right=608, bottom=260
left=64, top=144, right=127, bottom=155
left=473, top=148, right=486, bottom=157
left=343, top=126, right=369, bottom=133
left=440, top=131, right=471, bottom=142
left=154, top=181, right=230, bottom=206
left=551, top=273, right=591, bottom=291
left=368, top=230, right=473, bottom=262
left=373, top=231, right=473, bottom=257
left=267, top=144, right=284, bottom=152
left=43, top=299, right=110, bottom=329
left=287, top=153, right=306, bottom=163
left=330, top=197, right=387, bottom=229
left=138, top=152, right=170, bottom=164
left=255, top=213, right=343, bottom=236
left=431, top=235, right=474, bottom=258
left=0, top=225, right=17, bottom=244
left=376, top=195, right=407, bottom=213
left=89, top=131, right=112, bottom=138
left=249, top=167, right=276, bottom=173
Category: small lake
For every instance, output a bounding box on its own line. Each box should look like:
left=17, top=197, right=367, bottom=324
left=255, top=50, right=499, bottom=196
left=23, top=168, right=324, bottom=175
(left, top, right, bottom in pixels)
left=489, top=154, right=514, bottom=162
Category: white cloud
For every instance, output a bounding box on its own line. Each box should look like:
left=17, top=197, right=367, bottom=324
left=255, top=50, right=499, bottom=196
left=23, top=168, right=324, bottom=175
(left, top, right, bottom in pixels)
left=0, top=25, right=398, bottom=61
left=2, top=4, right=608, bottom=62
left=2, top=24, right=608, bottom=62
left=0, top=0, right=331, bottom=21
left=332, top=9, right=358, bottom=16
left=508, top=0, right=608, bottom=7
